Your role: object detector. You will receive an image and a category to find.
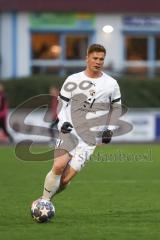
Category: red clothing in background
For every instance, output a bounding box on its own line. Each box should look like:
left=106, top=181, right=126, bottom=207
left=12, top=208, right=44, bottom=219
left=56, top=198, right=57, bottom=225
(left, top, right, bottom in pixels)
left=0, top=90, right=8, bottom=119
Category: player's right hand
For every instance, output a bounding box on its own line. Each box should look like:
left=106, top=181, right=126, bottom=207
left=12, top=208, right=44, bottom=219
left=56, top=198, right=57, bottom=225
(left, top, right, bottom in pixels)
left=102, top=129, right=113, bottom=144
left=61, top=122, right=73, bottom=134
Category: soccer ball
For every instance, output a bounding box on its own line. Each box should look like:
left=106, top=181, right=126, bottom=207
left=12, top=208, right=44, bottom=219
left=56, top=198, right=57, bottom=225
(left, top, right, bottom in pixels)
left=31, top=198, right=55, bottom=223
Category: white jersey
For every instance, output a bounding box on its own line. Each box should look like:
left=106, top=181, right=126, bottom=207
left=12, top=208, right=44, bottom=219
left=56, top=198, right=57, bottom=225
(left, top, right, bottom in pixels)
left=58, top=71, right=121, bottom=145
left=61, top=70, right=120, bottom=101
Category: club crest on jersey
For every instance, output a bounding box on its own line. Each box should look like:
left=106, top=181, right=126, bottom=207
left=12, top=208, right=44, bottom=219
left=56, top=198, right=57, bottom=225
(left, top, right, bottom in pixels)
left=89, top=89, right=96, bottom=96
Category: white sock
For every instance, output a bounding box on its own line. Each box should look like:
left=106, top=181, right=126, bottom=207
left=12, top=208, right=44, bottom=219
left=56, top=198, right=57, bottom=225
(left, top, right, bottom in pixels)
left=42, top=170, right=61, bottom=201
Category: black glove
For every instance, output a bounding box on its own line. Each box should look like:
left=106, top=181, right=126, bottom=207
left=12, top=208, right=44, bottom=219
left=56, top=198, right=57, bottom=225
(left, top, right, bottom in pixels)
left=102, top=129, right=113, bottom=144
left=61, top=122, right=73, bottom=134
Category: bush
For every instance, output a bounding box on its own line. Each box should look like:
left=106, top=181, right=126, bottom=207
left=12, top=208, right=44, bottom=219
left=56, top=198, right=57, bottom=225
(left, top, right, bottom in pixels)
left=118, top=78, right=160, bottom=108
left=2, top=75, right=65, bottom=108
left=1, top=75, right=160, bottom=108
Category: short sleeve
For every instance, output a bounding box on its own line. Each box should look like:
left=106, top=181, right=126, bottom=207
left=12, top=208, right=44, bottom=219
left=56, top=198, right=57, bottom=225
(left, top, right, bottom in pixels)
left=111, top=81, right=121, bottom=104
left=60, top=76, right=73, bottom=101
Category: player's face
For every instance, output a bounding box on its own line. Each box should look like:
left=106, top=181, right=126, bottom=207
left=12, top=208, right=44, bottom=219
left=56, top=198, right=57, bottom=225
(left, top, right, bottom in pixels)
left=86, top=51, right=105, bottom=73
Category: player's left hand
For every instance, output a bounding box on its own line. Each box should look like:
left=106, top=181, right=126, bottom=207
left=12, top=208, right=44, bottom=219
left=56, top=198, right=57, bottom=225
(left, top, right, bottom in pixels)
left=61, top=122, right=73, bottom=134
left=102, top=129, right=113, bottom=144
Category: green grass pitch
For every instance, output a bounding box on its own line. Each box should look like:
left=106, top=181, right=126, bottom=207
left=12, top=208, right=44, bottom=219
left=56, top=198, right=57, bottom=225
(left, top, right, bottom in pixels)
left=0, top=143, right=160, bottom=240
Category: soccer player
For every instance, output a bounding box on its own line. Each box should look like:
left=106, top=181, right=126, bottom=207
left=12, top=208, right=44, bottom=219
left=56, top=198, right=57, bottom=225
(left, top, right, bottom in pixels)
left=40, top=44, right=121, bottom=201
left=0, top=83, right=13, bottom=143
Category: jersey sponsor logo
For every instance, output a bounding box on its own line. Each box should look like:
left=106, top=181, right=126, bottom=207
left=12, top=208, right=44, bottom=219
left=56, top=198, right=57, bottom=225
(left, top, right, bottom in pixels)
left=89, top=89, right=96, bottom=96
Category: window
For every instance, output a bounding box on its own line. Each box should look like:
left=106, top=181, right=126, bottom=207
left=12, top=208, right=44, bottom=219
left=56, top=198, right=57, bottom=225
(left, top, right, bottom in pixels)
left=32, top=33, right=61, bottom=60
left=31, top=31, right=93, bottom=75
left=66, top=35, right=88, bottom=59
left=125, top=36, right=148, bottom=61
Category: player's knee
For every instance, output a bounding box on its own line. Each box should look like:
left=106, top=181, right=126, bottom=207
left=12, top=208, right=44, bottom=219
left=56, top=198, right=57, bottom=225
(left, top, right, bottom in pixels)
left=53, top=162, right=65, bottom=175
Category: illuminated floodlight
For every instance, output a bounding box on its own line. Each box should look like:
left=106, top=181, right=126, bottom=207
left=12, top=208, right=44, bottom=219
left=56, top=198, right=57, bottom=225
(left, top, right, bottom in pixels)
left=102, top=25, right=114, bottom=33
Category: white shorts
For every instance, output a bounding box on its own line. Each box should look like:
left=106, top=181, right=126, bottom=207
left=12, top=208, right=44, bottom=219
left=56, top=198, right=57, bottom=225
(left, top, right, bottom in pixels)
left=55, top=132, right=95, bottom=172
left=68, top=143, right=95, bottom=172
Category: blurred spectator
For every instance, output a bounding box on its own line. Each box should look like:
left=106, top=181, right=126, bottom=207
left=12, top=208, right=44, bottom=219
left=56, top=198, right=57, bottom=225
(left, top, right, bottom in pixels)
left=49, top=86, right=59, bottom=145
left=0, top=83, right=13, bottom=143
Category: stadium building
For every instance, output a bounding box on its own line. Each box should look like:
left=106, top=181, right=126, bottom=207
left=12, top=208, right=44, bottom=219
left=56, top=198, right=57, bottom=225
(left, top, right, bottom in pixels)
left=0, top=0, right=160, bottom=79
